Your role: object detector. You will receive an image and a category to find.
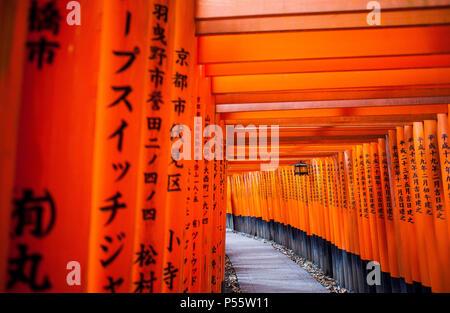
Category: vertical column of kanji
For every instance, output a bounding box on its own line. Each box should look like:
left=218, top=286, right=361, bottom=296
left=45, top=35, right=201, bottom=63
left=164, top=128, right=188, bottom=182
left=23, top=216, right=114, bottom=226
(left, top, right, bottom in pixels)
left=286, top=169, right=293, bottom=227
left=296, top=172, right=303, bottom=232
left=344, top=150, right=359, bottom=261
left=275, top=170, right=281, bottom=226
left=258, top=172, right=264, bottom=223
left=436, top=114, right=450, bottom=241
left=363, top=143, right=380, bottom=265
left=338, top=153, right=350, bottom=257
left=308, top=163, right=316, bottom=239
left=208, top=88, right=218, bottom=294
left=276, top=170, right=283, bottom=226
left=303, top=175, right=311, bottom=238
left=370, top=142, right=390, bottom=278
left=328, top=158, right=340, bottom=280
left=251, top=173, right=258, bottom=221
left=7, top=0, right=102, bottom=292
left=293, top=173, right=300, bottom=231
left=286, top=169, right=292, bottom=227
left=287, top=168, right=297, bottom=227
left=304, top=167, right=311, bottom=235
left=294, top=169, right=301, bottom=230
left=226, top=176, right=232, bottom=217
left=0, top=0, right=28, bottom=292
left=342, top=153, right=353, bottom=289
left=200, top=100, right=211, bottom=293
left=297, top=175, right=305, bottom=234
left=313, top=161, right=322, bottom=241
left=378, top=138, right=401, bottom=283
left=336, top=155, right=346, bottom=254
left=261, top=172, right=271, bottom=222
left=218, top=153, right=228, bottom=293
left=357, top=145, right=372, bottom=262
left=233, top=175, right=239, bottom=216
left=261, top=172, right=269, bottom=225
left=327, top=159, right=337, bottom=250
left=334, top=154, right=348, bottom=287
left=311, top=160, right=320, bottom=240
left=287, top=169, right=295, bottom=228
left=276, top=171, right=283, bottom=225
left=387, top=130, right=408, bottom=283
left=314, top=161, right=321, bottom=239
left=180, top=64, right=203, bottom=294
left=404, top=125, right=426, bottom=287
left=413, top=122, right=443, bottom=292
left=319, top=160, right=328, bottom=242
left=208, top=112, right=219, bottom=293
left=306, top=167, right=314, bottom=238
left=158, top=0, right=197, bottom=293
left=87, top=0, right=150, bottom=293
left=241, top=174, right=246, bottom=220
left=130, top=0, right=173, bottom=294
left=352, top=147, right=365, bottom=263
left=325, top=159, right=336, bottom=248
left=189, top=66, right=207, bottom=292
left=290, top=171, right=296, bottom=229
left=201, top=77, right=216, bottom=293
left=279, top=169, right=287, bottom=226
left=281, top=170, right=287, bottom=228
left=212, top=154, right=220, bottom=294
left=261, top=172, right=267, bottom=224
left=232, top=175, right=238, bottom=215
left=298, top=173, right=304, bottom=233
left=267, top=172, right=274, bottom=224
left=396, top=127, right=420, bottom=286
left=323, top=160, right=332, bottom=243
left=180, top=139, right=193, bottom=293
left=423, top=120, right=450, bottom=291
left=218, top=135, right=227, bottom=294
left=345, top=148, right=362, bottom=292
left=306, top=171, right=313, bottom=236
left=273, top=171, right=279, bottom=225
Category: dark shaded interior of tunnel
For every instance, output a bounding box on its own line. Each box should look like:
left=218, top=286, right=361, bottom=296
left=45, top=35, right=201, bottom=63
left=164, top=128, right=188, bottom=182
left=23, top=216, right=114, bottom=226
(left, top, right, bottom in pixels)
left=226, top=214, right=432, bottom=293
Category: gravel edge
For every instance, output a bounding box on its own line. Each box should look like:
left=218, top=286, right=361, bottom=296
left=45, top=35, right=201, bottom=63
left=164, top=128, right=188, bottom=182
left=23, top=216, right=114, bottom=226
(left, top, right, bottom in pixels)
left=223, top=254, right=242, bottom=293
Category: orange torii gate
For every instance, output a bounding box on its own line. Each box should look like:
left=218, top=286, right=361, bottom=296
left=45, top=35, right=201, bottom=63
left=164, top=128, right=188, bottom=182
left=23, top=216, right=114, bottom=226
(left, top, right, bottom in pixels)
left=0, top=0, right=449, bottom=294
left=0, top=0, right=226, bottom=293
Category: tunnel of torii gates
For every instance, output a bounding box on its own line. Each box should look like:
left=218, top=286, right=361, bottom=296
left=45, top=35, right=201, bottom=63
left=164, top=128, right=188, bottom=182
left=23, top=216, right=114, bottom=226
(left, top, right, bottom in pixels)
left=0, top=0, right=450, bottom=294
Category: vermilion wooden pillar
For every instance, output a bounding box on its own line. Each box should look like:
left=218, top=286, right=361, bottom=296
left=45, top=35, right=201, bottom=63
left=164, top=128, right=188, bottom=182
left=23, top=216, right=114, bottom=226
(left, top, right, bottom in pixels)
left=423, top=120, right=450, bottom=292
left=413, top=121, right=443, bottom=292
left=0, top=0, right=28, bottom=292
left=378, top=138, right=400, bottom=281
left=87, top=0, right=152, bottom=293
left=436, top=114, right=450, bottom=241
left=7, top=0, right=103, bottom=292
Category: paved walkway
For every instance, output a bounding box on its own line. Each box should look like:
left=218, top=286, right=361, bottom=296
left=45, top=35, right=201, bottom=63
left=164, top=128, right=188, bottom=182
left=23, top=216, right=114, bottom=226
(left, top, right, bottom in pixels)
left=226, top=231, right=329, bottom=293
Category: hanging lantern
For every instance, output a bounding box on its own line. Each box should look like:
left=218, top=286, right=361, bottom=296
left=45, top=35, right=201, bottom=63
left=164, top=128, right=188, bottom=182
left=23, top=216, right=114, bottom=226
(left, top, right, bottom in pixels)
left=293, top=162, right=310, bottom=176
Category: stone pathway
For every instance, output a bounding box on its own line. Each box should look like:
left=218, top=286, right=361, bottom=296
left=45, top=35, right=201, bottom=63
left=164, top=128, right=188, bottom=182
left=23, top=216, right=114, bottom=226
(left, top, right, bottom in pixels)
left=226, top=230, right=329, bottom=293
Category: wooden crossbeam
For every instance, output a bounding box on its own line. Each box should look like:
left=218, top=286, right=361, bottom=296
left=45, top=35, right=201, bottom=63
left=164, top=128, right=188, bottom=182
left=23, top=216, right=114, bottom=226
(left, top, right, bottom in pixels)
left=220, top=104, right=447, bottom=120
left=223, top=114, right=438, bottom=126
left=215, top=86, right=450, bottom=104
left=206, top=54, right=450, bottom=77
left=216, top=97, right=450, bottom=113
left=199, top=26, right=450, bottom=64
left=212, top=68, right=450, bottom=94
left=197, top=8, right=450, bottom=35
left=196, top=0, right=450, bottom=19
